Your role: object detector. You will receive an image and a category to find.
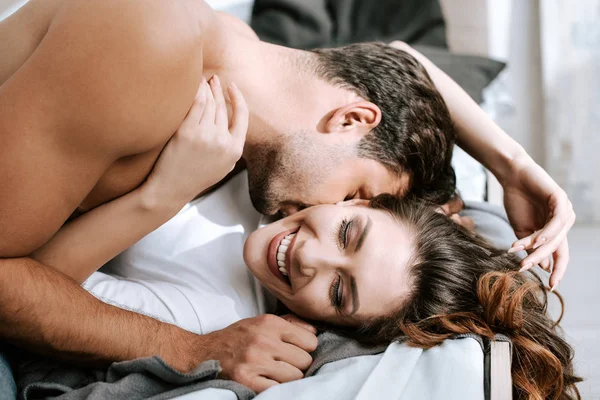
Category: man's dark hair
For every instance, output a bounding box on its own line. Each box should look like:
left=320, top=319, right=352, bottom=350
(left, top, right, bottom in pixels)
left=311, top=42, right=456, bottom=205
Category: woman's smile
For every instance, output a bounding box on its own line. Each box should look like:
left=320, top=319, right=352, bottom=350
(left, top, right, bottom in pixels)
left=267, top=227, right=299, bottom=288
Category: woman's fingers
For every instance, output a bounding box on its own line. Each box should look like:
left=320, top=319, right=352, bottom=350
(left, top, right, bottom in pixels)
left=228, top=82, right=249, bottom=150
left=539, top=256, right=552, bottom=272
left=210, top=75, right=228, bottom=128
left=536, top=193, right=575, bottom=245
left=200, top=77, right=216, bottom=127
left=550, top=238, right=570, bottom=291
left=520, top=193, right=574, bottom=252
left=180, top=79, right=207, bottom=130
left=509, top=230, right=541, bottom=253
left=519, top=216, right=572, bottom=272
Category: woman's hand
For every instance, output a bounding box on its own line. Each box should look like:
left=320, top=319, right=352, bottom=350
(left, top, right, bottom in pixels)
left=144, top=75, right=248, bottom=210
left=502, top=155, right=575, bottom=290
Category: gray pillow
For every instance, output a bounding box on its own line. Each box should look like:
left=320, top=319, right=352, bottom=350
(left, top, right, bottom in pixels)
left=413, top=45, right=506, bottom=104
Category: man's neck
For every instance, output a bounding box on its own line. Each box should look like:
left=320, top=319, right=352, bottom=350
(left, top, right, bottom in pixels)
left=210, top=37, right=353, bottom=152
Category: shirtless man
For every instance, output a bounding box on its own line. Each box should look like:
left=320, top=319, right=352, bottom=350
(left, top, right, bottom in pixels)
left=0, top=0, right=575, bottom=393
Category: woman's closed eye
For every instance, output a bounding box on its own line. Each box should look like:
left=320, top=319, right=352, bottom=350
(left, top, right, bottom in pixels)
left=337, top=217, right=355, bottom=250
left=330, top=274, right=343, bottom=311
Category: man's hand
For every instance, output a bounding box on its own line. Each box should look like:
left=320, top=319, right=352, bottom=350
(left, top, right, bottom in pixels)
left=502, top=156, right=575, bottom=290
left=175, top=314, right=318, bottom=393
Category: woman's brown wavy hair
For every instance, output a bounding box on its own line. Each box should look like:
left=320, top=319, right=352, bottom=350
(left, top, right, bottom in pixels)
left=344, top=194, right=582, bottom=399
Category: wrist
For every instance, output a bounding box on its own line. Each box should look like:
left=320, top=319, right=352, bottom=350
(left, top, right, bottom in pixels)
left=159, top=326, right=211, bottom=372
left=487, top=144, right=531, bottom=185
left=137, top=180, right=185, bottom=217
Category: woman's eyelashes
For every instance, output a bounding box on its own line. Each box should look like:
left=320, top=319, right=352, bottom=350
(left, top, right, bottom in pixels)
left=330, top=274, right=343, bottom=310
left=337, top=217, right=354, bottom=250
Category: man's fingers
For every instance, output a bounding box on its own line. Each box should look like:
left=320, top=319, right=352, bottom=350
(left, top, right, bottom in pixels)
left=280, top=324, right=319, bottom=353
left=262, top=361, right=304, bottom=384
left=249, top=376, right=279, bottom=393
left=210, top=75, right=228, bottom=128
left=273, top=342, right=313, bottom=371
left=550, top=239, right=570, bottom=290
left=279, top=314, right=317, bottom=334
left=227, top=82, right=249, bottom=147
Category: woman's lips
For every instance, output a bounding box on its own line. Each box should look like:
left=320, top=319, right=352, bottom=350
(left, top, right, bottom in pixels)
left=267, top=227, right=298, bottom=285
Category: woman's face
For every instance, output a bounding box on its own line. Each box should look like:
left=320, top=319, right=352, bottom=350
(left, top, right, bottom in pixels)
left=244, top=201, right=415, bottom=326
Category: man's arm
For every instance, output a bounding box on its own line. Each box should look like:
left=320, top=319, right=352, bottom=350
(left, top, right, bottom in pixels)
left=390, top=41, right=575, bottom=289
left=389, top=42, right=524, bottom=179
left=0, top=257, right=194, bottom=367
left=0, top=257, right=317, bottom=392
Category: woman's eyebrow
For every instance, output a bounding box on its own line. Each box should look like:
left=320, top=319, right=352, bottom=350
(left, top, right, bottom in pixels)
left=355, top=216, right=372, bottom=252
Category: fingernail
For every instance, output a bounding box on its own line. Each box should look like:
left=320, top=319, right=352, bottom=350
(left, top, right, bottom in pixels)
left=519, top=262, right=533, bottom=272
left=202, top=76, right=207, bottom=85
left=508, top=245, right=525, bottom=254
left=550, top=283, right=558, bottom=292
left=533, top=237, right=547, bottom=249
left=213, top=75, right=220, bottom=86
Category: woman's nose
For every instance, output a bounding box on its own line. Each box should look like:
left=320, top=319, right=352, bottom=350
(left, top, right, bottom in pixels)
left=295, top=241, right=339, bottom=279
left=296, top=246, right=318, bottom=278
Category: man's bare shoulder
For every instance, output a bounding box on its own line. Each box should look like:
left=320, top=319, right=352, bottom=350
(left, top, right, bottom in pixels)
left=0, top=0, right=214, bottom=256
left=42, top=0, right=209, bottom=154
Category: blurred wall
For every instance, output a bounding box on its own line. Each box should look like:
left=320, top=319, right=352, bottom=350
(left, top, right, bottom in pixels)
left=540, top=0, right=600, bottom=223
left=443, top=0, right=599, bottom=223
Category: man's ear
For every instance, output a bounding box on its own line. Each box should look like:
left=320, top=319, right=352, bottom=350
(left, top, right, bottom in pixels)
left=325, top=101, right=382, bottom=137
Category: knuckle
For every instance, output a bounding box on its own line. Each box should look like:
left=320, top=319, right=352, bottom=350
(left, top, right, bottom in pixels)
left=230, top=367, right=250, bottom=384
left=249, top=333, right=270, bottom=349
left=258, top=313, right=278, bottom=325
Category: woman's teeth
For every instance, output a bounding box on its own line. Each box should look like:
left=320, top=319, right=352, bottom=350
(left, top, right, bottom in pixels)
left=277, top=233, right=295, bottom=276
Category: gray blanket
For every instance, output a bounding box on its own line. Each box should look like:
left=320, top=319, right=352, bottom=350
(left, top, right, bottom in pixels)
left=16, top=201, right=517, bottom=399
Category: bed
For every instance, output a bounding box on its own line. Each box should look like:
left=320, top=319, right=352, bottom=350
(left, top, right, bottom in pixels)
left=1, top=1, right=515, bottom=399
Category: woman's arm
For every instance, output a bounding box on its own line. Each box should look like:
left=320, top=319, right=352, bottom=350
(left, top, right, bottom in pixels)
left=389, top=41, right=575, bottom=290
left=32, top=76, right=248, bottom=283
left=31, top=185, right=177, bottom=282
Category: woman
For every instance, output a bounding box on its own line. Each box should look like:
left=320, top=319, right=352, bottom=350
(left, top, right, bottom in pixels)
left=243, top=193, right=582, bottom=399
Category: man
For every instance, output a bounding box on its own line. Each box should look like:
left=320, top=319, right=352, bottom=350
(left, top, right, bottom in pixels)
left=0, top=0, right=574, bottom=394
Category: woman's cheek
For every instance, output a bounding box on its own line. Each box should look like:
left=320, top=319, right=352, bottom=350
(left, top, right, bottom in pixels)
left=282, top=294, right=325, bottom=321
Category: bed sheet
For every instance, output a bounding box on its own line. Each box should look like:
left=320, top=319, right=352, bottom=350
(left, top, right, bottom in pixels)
left=173, top=338, right=485, bottom=400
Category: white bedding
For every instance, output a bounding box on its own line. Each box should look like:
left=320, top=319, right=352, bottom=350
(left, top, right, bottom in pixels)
left=174, top=340, right=484, bottom=400
left=81, top=170, right=486, bottom=400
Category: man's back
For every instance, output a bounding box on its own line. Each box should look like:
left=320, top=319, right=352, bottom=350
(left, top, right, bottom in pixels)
left=0, top=0, right=214, bottom=256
